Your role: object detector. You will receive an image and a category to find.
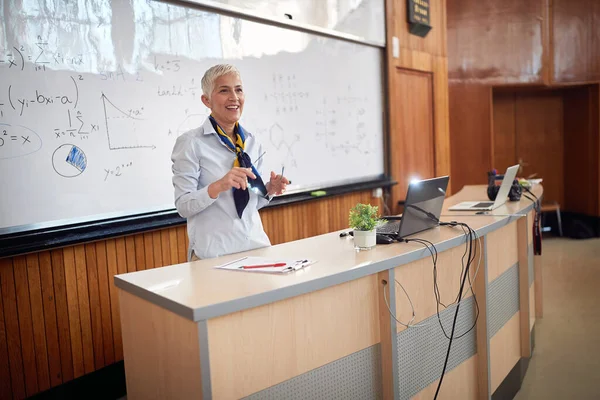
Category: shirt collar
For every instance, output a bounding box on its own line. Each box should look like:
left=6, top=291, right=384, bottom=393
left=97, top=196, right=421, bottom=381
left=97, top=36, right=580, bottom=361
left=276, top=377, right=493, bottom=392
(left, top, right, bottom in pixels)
left=202, top=117, right=253, bottom=138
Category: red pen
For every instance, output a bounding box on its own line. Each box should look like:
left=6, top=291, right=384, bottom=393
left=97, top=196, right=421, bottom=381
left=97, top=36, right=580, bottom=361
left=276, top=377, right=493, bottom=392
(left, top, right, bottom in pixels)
left=242, top=263, right=287, bottom=269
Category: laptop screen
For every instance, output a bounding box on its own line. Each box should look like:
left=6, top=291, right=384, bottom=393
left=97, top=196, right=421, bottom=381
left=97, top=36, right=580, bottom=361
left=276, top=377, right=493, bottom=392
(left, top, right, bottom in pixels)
left=397, top=176, right=449, bottom=239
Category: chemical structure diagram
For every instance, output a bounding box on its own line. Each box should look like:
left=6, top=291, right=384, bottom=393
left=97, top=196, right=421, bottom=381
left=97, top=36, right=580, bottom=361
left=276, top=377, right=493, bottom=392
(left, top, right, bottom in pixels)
left=264, top=73, right=308, bottom=116
left=315, top=92, right=373, bottom=156
left=268, top=123, right=299, bottom=168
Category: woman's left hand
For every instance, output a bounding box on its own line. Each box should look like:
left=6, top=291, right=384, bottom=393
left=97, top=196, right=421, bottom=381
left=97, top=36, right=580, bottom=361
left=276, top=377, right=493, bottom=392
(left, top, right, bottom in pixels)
left=266, top=171, right=290, bottom=196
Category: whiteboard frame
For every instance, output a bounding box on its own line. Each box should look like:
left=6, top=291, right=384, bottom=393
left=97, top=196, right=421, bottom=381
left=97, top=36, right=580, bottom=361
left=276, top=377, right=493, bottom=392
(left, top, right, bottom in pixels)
left=172, top=0, right=386, bottom=48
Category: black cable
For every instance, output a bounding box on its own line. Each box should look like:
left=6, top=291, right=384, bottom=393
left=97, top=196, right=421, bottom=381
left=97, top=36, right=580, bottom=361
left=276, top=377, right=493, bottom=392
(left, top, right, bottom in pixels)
left=522, top=187, right=543, bottom=255
left=410, top=221, right=477, bottom=399
left=401, top=220, right=480, bottom=399
left=433, top=223, right=479, bottom=339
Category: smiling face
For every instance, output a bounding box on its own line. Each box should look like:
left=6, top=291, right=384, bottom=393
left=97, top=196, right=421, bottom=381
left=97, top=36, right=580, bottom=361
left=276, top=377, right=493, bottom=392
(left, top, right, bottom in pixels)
left=201, top=72, right=245, bottom=129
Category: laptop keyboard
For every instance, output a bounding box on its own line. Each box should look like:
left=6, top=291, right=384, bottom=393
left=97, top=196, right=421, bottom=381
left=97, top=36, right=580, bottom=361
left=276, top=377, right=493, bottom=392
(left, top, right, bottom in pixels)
left=473, top=201, right=494, bottom=208
left=376, top=220, right=401, bottom=234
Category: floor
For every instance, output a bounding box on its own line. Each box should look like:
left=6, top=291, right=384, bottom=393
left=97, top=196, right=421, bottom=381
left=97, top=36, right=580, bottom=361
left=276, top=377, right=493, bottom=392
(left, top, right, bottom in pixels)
left=515, top=237, right=600, bottom=400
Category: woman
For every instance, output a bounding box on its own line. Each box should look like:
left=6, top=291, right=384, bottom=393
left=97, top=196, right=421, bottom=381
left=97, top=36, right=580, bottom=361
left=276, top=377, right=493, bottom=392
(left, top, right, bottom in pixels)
left=171, top=64, right=289, bottom=260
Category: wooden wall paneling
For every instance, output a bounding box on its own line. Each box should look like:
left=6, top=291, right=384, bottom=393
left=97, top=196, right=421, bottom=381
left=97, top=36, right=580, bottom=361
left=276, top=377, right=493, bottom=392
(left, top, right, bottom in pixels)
left=115, top=237, right=129, bottom=361
left=95, top=242, right=115, bottom=366
left=0, top=258, right=26, bottom=400
left=392, top=0, right=447, bottom=57
left=1, top=191, right=389, bottom=399
left=515, top=92, right=564, bottom=205
left=553, top=0, right=600, bottom=83
left=563, top=85, right=600, bottom=215
left=125, top=236, right=137, bottom=273
left=390, top=68, right=435, bottom=213
left=38, top=251, right=62, bottom=387
left=327, top=196, right=343, bottom=230
left=62, top=247, right=85, bottom=379
left=594, top=84, right=600, bottom=215
left=0, top=285, right=11, bottom=399
left=449, top=84, right=493, bottom=191
left=106, top=239, right=123, bottom=362
left=152, top=231, right=163, bottom=268
left=143, top=233, right=155, bottom=270
left=74, top=245, right=95, bottom=374
left=433, top=56, right=451, bottom=189
left=0, top=258, right=19, bottom=399
left=134, top=234, right=146, bottom=271
left=160, top=230, right=171, bottom=267
left=398, top=50, right=434, bottom=73
left=492, top=91, right=517, bottom=171
left=168, top=228, right=179, bottom=265
left=310, top=198, right=330, bottom=237
left=13, top=255, right=39, bottom=396
left=84, top=244, right=105, bottom=370
left=176, top=226, right=187, bottom=263
left=25, top=253, right=51, bottom=393
left=50, top=250, right=74, bottom=384
left=542, top=0, right=554, bottom=85
left=447, top=0, right=546, bottom=84
left=184, top=227, right=190, bottom=257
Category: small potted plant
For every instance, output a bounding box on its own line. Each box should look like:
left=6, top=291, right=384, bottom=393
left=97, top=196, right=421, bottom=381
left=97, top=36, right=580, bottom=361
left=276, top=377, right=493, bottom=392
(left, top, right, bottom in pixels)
left=348, top=203, right=386, bottom=250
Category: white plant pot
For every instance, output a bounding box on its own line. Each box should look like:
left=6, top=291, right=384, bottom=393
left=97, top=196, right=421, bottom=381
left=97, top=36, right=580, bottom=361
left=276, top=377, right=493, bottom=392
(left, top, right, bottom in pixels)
left=353, top=229, right=376, bottom=250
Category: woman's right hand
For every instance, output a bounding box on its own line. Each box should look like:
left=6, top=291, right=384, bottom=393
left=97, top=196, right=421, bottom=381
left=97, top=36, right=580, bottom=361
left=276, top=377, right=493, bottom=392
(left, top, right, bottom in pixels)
left=208, top=167, right=256, bottom=199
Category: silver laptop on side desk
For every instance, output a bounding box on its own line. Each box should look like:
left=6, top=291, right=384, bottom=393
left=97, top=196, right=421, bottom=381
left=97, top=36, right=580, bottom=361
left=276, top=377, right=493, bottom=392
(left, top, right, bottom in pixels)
left=448, top=164, right=519, bottom=211
left=377, top=176, right=449, bottom=238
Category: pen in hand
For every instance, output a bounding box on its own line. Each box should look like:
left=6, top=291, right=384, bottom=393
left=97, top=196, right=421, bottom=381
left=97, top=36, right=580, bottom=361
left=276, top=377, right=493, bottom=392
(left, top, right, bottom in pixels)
left=281, top=166, right=291, bottom=185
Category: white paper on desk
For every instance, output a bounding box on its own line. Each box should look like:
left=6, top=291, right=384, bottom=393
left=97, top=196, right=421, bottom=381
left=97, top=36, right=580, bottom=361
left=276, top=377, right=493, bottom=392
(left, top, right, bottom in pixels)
left=215, top=256, right=315, bottom=274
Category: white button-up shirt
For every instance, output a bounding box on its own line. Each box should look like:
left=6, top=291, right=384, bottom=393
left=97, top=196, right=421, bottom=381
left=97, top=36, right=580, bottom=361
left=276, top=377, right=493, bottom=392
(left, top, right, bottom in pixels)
left=171, top=117, right=271, bottom=260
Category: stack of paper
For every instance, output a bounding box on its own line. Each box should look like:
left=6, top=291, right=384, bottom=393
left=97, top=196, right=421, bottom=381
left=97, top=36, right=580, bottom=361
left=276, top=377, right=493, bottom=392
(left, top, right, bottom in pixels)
left=215, top=256, right=315, bottom=274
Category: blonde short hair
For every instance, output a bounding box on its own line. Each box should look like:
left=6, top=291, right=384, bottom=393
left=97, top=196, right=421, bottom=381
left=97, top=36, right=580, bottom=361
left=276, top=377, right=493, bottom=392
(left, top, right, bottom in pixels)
left=201, top=64, right=241, bottom=99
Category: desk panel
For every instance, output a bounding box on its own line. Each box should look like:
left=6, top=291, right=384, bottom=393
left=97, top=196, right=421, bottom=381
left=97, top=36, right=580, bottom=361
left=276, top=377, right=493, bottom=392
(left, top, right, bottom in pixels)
left=394, top=242, right=480, bottom=333
left=412, top=355, right=480, bottom=400
left=490, top=313, right=521, bottom=393
left=487, top=223, right=519, bottom=282
left=206, top=274, right=380, bottom=399
left=118, top=289, right=203, bottom=400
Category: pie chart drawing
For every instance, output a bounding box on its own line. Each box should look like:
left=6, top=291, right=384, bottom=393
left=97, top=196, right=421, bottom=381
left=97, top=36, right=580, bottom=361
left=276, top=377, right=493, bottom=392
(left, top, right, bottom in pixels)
left=52, top=144, right=87, bottom=177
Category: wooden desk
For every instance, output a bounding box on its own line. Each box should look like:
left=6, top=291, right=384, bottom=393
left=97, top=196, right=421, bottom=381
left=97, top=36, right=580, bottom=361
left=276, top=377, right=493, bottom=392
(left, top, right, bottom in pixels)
left=115, top=185, right=542, bottom=400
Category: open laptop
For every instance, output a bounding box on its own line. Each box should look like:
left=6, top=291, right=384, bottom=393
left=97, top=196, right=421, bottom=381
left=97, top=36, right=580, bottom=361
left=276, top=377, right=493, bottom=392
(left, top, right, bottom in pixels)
left=377, top=176, right=449, bottom=239
left=448, top=164, right=519, bottom=211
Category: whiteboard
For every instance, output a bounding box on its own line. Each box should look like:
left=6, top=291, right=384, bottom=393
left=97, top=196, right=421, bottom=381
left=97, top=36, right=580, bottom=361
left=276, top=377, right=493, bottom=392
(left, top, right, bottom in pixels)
left=0, top=0, right=385, bottom=233
left=189, top=0, right=386, bottom=45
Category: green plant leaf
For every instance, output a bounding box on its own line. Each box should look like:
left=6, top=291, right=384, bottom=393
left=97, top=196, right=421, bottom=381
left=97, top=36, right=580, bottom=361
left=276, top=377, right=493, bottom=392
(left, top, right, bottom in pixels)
left=348, top=203, right=386, bottom=231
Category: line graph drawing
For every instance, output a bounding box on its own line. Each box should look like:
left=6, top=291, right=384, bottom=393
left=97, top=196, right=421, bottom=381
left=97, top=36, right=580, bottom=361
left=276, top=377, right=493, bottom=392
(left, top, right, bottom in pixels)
left=101, top=93, right=155, bottom=150
left=175, top=112, right=207, bottom=136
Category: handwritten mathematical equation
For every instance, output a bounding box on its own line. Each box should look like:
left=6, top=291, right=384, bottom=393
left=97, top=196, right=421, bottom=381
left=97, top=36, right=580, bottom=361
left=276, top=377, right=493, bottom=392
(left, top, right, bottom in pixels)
left=53, top=110, right=99, bottom=140
left=0, top=129, right=32, bottom=147
left=154, top=56, right=181, bottom=73
left=7, top=76, right=80, bottom=116
left=157, top=79, right=199, bottom=99
left=104, top=161, right=133, bottom=181
left=0, top=37, right=86, bottom=72
left=99, top=64, right=143, bottom=82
